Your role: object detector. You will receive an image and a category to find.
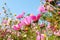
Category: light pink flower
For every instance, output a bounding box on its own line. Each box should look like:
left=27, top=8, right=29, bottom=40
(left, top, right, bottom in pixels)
left=21, top=16, right=32, bottom=26
left=2, top=20, right=7, bottom=24
left=13, top=24, right=22, bottom=30
left=36, top=31, right=40, bottom=40
left=16, top=12, right=25, bottom=19
left=41, top=34, right=46, bottom=40
left=6, top=29, right=12, bottom=33
left=40, top=23, right=45, bottom=28
left=54, top=30, right=60, bottom=36
left=31, top=14, right=41, bottom=22
left=58, top=12, right=60, bottom=15
left=48, top=0, right=53, bottom=2
left=36, top=34, right=40, bottom=40
left=38, top=6, right=47, bottom=13
left=57, top=4, right=60, bottom=6
left=47, top=24, right=56, bottom=32
left=47, top=24, right=51, bottom=29
left=56, top=1, right=60, bottom=6
left=46, top=5, right=54, bottom=11
left=36, top=31, right=45, bottom=40
left=7, top=37, right=12, bottom=40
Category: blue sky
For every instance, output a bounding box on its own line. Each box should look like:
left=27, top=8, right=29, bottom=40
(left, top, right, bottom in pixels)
left=0, top=0, right=44, bottom=15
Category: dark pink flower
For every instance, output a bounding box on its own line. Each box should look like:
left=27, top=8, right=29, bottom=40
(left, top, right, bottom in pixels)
left=31, top=14, right=41, bottom=22
left=16, top=12, right=25, bottom=19
left=37, top=14, right=41, bottom=20
left=31, top=16, right=36, bottom=21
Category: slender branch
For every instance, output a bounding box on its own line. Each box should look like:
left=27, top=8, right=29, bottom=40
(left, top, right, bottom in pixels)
left=47, top=2, right=60, bottom=10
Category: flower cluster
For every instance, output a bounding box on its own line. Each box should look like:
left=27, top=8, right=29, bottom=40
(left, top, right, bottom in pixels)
left=0, top=0, right=60, bottom=40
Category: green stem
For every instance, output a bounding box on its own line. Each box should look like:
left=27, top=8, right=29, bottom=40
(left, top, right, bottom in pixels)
left=46, top=36, right=48, bottom=40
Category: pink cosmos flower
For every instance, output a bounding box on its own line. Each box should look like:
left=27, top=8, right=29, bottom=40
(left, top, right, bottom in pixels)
left=21, top=16, right=32, bottom=26
left=46, top=5, right=54, bottom=11
left=2, top=20, right=7, bottom=24
left=47, top=24, right=51, bottom=29
left=36, top=34, right=40, bottom=40
left=36, top=31, right=46, bottom=40
left=38, top=6, right=47, bottom=13
left=7, top=37, right=12, bottom=40
left=41, top=34, right=46, bottom=40
left=40, top=23, right=45, bottom=28
left=16, top=12, right=25, bottom=19
left=47, top=24, right=56, bottom=32
left=36, top=31, right=40, bottom=40
left=13, top=24, right=22, bottom=30
left=57, top=4, right=60, bottom=6
left=6, top=29, right=12, bottom=33
left=58, top=12, right=60, bottom=15
left=54, top=30, right=60, bottom=36
left=48, top=0, right=53, bottom=2
left=31, top=14, right=41, bottom=22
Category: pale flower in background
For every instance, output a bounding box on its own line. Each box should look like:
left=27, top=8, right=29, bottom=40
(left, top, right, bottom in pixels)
left=38, top=6, right=47, bottom=13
